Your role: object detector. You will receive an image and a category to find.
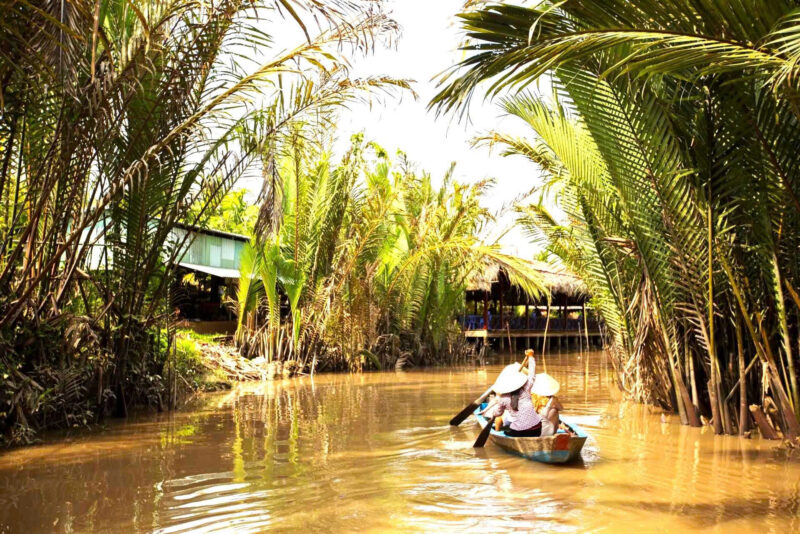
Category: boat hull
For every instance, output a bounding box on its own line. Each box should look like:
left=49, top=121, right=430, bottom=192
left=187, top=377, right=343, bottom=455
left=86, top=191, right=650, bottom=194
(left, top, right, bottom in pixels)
left=474, top=409, right=587, bottom=464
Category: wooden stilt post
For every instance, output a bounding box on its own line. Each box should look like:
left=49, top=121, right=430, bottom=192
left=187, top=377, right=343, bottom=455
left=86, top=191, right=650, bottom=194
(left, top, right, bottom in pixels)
left=543, top=300, right=551, bottom=356
left=483, top=291, right=489, bottom=332
left=499, top=284, right=504, bottom=330
left=499, top=280, right=505, bottom=350
left=583, top=302, right=591, bottom=367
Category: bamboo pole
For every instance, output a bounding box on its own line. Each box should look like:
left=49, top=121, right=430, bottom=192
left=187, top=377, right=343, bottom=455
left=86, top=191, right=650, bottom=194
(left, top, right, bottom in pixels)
left=582, top=302, right=591, bottom=358
left=541, top=298, right=551, bottom=373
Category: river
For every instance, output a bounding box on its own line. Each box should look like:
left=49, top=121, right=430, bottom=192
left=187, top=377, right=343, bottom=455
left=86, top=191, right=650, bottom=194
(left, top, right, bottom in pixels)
left=0, top=350, right=798, bottom=533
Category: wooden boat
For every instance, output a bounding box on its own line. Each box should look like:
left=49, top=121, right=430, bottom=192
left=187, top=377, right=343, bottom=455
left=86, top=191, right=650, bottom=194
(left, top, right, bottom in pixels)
left=474, top=405, right=588, bottom=464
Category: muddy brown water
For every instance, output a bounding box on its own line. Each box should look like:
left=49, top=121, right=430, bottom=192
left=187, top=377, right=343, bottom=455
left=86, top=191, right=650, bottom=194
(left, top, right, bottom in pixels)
left=1, top=350, right=799, bottom=533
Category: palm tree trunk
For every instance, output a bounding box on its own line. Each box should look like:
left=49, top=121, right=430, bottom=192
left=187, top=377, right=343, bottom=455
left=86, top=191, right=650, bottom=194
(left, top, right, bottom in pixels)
left=773, top=256, right=799, bottom=417
left=736, top=316, right=748, bottom=435
left=721, top=255, right=800, bottom=438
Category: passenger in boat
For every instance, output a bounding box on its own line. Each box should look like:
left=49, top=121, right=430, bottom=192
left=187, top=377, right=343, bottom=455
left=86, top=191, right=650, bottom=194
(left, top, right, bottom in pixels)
left=480, top=349, right=542, bottom=437
left=532, top=373, right=563, bottom=437
left=539, top=396, right=564, bottom=436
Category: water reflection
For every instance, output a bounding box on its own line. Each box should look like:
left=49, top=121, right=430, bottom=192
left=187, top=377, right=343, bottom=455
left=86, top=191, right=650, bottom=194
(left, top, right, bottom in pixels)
left=0, top=351, right=798, bottom=533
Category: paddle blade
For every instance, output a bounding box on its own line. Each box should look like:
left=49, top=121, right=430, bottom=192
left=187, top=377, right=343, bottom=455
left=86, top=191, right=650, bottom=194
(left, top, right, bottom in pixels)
left=473, top=417, right=495, bottom=448
left=450, top=386, right=494, bottom=426
left=450, top=403, right=478, bottom=426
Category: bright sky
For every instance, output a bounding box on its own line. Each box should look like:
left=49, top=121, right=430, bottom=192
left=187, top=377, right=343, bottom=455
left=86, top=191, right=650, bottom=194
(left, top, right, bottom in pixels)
left=251, top=0, right=547, bottom=256
left=338, top=0, right=545, bottom=255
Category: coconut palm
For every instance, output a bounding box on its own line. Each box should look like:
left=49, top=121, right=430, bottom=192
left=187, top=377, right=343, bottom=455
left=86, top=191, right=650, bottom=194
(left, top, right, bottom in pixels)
left=434, top=0, right=800, bottom=437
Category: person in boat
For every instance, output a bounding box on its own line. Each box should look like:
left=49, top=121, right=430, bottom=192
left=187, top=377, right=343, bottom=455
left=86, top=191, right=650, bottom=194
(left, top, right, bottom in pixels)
left=480, top=349, right=542, bottom=437
left=531, top=373, right=563, bottom=437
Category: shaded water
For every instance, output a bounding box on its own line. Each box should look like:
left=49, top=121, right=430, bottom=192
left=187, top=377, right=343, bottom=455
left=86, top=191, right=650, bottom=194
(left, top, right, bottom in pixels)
left=1, top=350, right=799, bottom=533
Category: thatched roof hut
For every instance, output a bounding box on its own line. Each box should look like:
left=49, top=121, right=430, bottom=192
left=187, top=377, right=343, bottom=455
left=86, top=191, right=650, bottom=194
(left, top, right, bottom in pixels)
left=463, top=259, right=600, bottom=337
left=467, top=259, right=587, bottom=299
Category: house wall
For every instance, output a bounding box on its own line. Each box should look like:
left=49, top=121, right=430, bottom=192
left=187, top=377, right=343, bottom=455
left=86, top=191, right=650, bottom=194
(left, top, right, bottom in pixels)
left=81, top=220, right=247, bottom=272
left=169, top=228, right=246, bottom=270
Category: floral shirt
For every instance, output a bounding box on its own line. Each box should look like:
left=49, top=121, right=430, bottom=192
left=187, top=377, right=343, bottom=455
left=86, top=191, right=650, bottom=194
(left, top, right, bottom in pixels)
left=488, top=359, right=541, bottom=431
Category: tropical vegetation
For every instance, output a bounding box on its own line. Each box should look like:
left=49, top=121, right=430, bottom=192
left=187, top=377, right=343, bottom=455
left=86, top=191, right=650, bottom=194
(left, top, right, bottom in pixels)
left=234, top=131, right=544, bottom=372
left=0, top=0, right=545, bottom=445
left=434, top=0, right=800, bottom=437
left=190, top=189, right=259, bottom=237
left=0, top=0, right=405, bottom=444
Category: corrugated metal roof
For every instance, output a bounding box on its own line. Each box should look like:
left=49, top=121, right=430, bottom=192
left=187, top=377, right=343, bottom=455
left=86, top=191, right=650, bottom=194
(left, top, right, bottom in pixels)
left=173, top=221, right=249, bottom=242
left=179, top=262, right=240, bottom=279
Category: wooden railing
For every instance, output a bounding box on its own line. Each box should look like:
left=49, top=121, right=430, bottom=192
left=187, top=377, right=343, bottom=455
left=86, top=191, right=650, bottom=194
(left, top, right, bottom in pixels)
left=459, top=314, right=599, bottom=332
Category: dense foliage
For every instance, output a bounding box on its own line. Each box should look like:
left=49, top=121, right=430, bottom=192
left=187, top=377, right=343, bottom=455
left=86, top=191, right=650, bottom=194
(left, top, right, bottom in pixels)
left=235, top=132, right=544, bottom=371
left=0, top=0, right=405, bottom=444
left=191, top=189, right=259, bottom=237
left=435, top=0, right=800, bottom=437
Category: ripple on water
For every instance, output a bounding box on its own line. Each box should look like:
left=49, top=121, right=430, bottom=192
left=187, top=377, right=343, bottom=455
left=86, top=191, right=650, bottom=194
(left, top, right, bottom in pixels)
left=2, top=353, right=800, bottom=533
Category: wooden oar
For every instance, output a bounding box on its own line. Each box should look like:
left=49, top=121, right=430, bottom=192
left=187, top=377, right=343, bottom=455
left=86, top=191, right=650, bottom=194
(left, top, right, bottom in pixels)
left=451, top=352, right=529, bottom=426
left=473, top=416, right=496, bottom=447
left=450, top=385, right=494, bottom=426
left=452, top=350, right=530, bottom=427
left=519, top=353, right=530, bottom=373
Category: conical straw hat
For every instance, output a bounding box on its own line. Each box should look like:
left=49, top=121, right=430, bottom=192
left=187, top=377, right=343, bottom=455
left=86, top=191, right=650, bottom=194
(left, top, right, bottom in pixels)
left=531, top=373, right=560, bottom=397
left=492, top=363, right=528, bottom=394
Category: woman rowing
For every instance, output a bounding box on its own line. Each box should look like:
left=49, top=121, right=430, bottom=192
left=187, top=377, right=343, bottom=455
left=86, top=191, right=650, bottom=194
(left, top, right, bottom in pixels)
left=479, top=349, right=542, bottom=437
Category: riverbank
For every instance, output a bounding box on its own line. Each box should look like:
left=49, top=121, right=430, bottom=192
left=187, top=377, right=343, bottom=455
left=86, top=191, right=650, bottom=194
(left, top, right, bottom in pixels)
left=180, top=330, right=308, bottom=384
left=1, top=326, right=468, bottom=448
